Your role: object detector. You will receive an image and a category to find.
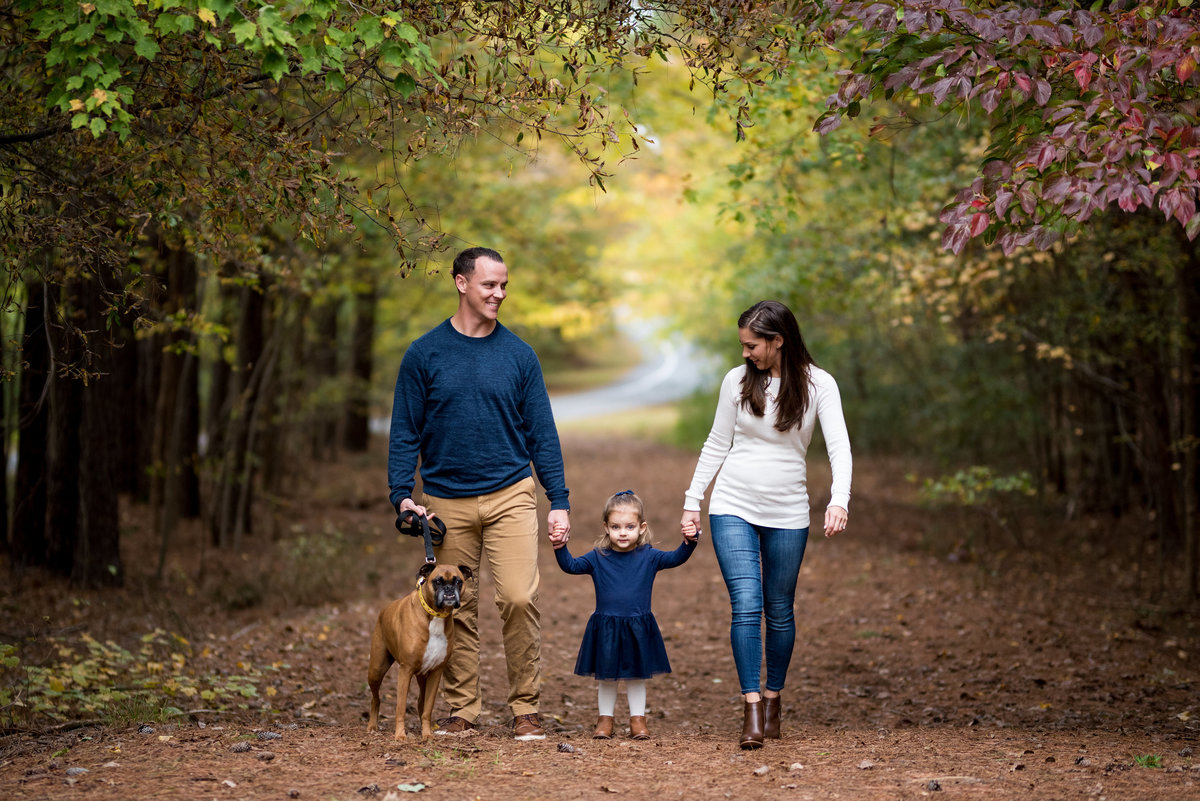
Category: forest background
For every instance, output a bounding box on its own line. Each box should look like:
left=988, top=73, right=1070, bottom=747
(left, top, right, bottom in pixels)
left=2, top=0, right=1200, bottom=745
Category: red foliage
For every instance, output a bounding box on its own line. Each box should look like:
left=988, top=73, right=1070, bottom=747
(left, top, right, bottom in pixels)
left=810, top=1, right=1200, bottom=253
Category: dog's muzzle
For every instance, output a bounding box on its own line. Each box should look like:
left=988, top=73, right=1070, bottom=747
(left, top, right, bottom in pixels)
left=435, top=585, right=461, bottom=609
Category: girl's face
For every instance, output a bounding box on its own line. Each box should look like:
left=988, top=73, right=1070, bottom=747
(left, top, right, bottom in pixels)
left=739, top=327, right=783, bottom=376
left=604, top=508, right=646, bottom=552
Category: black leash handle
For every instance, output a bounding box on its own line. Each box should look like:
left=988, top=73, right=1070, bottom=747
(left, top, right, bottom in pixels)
left=396, top=510, right=447, bottom=564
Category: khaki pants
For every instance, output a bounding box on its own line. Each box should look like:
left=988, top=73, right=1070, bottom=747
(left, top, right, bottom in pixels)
left=423, top=476, right=542, bottom=722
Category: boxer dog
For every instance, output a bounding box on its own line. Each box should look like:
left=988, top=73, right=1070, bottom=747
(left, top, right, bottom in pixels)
left=366, top=562, right=472, bottom=740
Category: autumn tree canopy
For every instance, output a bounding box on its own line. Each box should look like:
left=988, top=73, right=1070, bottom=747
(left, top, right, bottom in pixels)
left=2, top=0, right=790, bottom=298
left=808, top=0, right=1200, bottom=254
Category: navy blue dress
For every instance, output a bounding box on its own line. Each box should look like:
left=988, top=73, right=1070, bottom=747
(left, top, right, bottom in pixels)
left=555, top=541, right=696, bottom=680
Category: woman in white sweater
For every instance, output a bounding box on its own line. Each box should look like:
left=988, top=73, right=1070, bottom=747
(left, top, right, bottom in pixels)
left=680, top=300, right=852, bottom=749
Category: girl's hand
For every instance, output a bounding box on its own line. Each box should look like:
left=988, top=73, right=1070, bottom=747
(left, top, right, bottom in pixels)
left=547, top=509, right=571, bottom=547
left=823, top=505, right=848, bottom=538
left=680, top=510, right=701, bottom=543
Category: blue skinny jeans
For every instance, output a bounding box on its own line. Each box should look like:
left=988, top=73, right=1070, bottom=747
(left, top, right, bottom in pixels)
left=709, top=514, right=809, bottom=695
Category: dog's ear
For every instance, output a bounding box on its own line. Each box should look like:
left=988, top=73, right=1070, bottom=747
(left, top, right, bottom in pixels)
left=458, top=565, right=473, bottom=580
left=417, top=562, right=436, bottom=582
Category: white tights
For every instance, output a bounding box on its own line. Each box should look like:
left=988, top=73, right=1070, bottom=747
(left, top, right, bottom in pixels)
left=597, top=679, right=646, bottom=717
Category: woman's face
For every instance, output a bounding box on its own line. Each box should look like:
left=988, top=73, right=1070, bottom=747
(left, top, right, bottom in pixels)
left=739, top=327, right=783, bottom=376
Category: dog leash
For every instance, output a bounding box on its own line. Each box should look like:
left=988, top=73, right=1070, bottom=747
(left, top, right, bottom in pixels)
left=396, top=510, right=447, bottom=564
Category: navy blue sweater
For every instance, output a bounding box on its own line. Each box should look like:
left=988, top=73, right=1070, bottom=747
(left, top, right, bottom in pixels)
left=388, top=319, right=569, bottom=510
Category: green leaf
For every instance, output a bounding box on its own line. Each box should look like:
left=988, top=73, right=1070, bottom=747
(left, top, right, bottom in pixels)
left=297, top=44, right=322, bottom=74
left=154, top=13, right=182, bottom=35
left=230, top=19, right=257, bottom=45
left=71, top=22, right=98, bottom=44
left=324, top=25, right=348, bottom=46
left=89, top=116, right=107, bottom=137
left=325, top=71, right=346, bottom=92
left=393, top=72, right=416, bottom=97
left=261, top=48, right=288, bottom=81
left=355, top=17, right=384, bottom=51
left=258, top=7, right=296, bottom=48
left=379, top=40, right=407, bottom=69
left=207, top=0, right=235, bottom=21
left=134, top=36, right=160, bottom=61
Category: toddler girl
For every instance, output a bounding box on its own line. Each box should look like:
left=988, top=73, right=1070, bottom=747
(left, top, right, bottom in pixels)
left=552, top=489, right=699, bottom=739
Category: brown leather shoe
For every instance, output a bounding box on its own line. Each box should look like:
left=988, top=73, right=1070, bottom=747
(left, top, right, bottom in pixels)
left=512, top=713, right=546, bottom=741
left=434, top=716, right=477, bottom=735
left=740, top=700, right=764, bottom=749
left=763, top=695, right=782, bottom=739
left=629, top=715, right=650, bottom=740
left=592, top=715, right=614, bottom=739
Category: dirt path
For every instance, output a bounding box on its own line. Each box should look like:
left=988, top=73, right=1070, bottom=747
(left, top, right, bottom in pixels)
left=2, top=434, right=1199, bottom=800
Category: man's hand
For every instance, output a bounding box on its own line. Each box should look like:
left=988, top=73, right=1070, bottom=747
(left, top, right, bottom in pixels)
left=397, top=497, right=432, bottom=520
left=547, top=509, right=571, bottom=547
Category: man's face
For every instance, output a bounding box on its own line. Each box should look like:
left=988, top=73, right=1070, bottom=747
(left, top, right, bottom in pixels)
left=456, top=256, right=508, bottom=322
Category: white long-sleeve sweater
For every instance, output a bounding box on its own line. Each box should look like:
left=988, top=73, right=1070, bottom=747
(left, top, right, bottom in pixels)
left=684, top=364, right=852, bottom=529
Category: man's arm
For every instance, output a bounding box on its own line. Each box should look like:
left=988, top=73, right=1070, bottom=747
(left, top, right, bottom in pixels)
left=519, top=351, right=571, bottom=537
left=387, top=349, right=427, bottom=511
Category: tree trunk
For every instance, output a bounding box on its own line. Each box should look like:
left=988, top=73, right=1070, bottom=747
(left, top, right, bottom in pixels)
left=210, top=280, right=267, bottom=548
left=1177, top=232, right=1200, bottom=599
left=12, top=280, right=51, bottom=567
left=261, top=293, right=303, bottom=501
left=75, top=286, right=123, bottom=588
left=0, top=320, right=7, bottom=557
left=46, top=275, right=124, bottom=587
left=133, top=334, right=160, bottom=502
left=107, top=307, right=141, bottom=497
left=309, top=299, right=339, bottom=461
left=150, top=242, right=201, bottom=570
left=44, top=282, right=80, bottom=578
left=344, top=278, right=376, bottom=452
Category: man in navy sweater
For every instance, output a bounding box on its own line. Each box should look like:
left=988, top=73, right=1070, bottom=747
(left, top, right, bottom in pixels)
left=388, top=246, right=572, bottom=741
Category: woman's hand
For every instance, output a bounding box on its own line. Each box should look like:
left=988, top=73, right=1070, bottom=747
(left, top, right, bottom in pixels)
left=823, top=505, right=848, bottom=537
left=680, top=510, right=702, bottom=542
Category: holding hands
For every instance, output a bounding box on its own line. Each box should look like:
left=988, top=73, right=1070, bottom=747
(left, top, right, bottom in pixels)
left=548, top=509, right=571, bottom=549
left=680, top=510, right=702, bottom=544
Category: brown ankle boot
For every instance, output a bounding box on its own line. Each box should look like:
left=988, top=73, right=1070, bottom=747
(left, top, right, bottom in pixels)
left=763, top=695, right=781, bottom=739
left=592, top=715, right=614, bottom=739
left=740, top=700, right=764, bottom=749
left=629, top=715, right=650, bottom=740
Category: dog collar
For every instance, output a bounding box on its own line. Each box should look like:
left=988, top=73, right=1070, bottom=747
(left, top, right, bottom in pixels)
left=418, top=581, right=452, bottom=618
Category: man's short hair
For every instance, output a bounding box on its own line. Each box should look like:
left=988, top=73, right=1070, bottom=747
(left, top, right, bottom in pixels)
left=452, top=247, right=504, bottom=278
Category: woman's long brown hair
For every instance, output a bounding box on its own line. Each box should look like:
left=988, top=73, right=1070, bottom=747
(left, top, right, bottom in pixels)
left=737, top=300, right=815, bottom=432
